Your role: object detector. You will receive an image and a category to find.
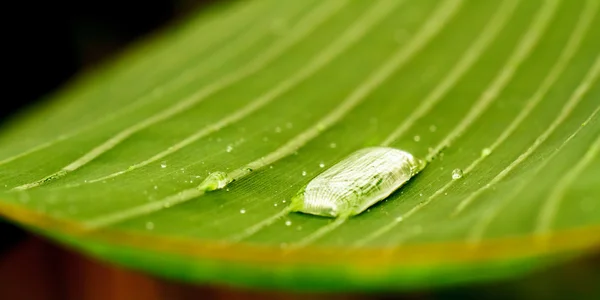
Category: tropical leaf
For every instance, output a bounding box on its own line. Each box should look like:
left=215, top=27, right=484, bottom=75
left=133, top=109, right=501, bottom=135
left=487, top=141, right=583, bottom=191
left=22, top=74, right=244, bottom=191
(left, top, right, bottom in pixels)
left=1, top=0, right=600, bottom=291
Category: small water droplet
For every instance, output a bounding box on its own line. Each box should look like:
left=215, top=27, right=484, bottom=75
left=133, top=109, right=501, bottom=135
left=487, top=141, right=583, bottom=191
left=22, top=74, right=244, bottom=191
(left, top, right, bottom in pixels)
left=413, top=135, right=421, bottom=142
left=160, top=162, right=167, bottom=168
left=296, top=226, right=303, bottom=231
left=481, top=148, right=492, bottom=157
left=226, top=188, right=230, bottom=192
left=419, top=193, right=423, bottom=197
left=274, top=203, right=278, bottom=207
left=452, top=168, right=463, bottom=180
left=269, top=165, right=274, bottom=169
left=285, top=220, right=292, bottom=226
left=319, top=162, right=325, bottom=168
left=282, top=200, right=287, bottom=203
left=240, top=209, right=246, bottom=214
left=226, top=145, right=233, bottom=153
left=145, top=222, right=154, bottom=230
left=275, top=126, right=282, bottom=133
left=302, top=171, right=307, bottom=176
left=329, top=142, right=337, bottom=148
left=198, top=171, right=232, bottom=191
left=429, top=125, right=437, bottom=132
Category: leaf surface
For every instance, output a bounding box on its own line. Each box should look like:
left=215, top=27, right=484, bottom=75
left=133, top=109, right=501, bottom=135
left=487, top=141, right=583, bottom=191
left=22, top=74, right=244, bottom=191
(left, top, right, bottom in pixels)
left=1, top=0, right=600, bottom=291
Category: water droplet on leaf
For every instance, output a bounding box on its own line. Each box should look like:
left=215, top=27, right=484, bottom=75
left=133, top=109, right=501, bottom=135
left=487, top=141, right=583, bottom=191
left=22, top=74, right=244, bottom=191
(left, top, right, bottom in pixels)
left=481, top=148, right=492, bottom=157
left=145, top=222, right=154, bottom=230
left=198, top=171, right=232, bottom=192
left=452, top=169, right=463, bottom=180
left=289, top=147, right=426, bottom=218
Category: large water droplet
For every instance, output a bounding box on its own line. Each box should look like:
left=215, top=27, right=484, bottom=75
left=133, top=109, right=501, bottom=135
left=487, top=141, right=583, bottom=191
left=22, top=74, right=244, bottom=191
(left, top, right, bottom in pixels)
left=452, top=168, right=463, bottom=180
left=160, top=162, right=167, bottom=168
left=290, top=147, right=426, bottom=218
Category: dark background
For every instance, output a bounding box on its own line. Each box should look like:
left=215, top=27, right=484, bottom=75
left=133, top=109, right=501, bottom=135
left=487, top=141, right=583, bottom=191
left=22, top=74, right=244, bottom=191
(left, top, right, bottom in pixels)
left=1, top=1, right=600, bottom=299
left=2, top=0, right=211, bottom=122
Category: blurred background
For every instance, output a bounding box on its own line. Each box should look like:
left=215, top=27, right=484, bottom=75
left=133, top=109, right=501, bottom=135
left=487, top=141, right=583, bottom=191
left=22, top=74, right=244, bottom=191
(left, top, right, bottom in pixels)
left=1, top=0, right=600, bottom=299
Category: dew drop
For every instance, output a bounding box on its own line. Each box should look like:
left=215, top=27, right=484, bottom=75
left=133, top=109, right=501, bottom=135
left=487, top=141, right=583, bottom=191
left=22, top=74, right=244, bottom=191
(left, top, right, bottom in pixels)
left=274, top=203, right=278, bottom=207
left=413, top=135, right=421, bottom=142
left=198, top=171, right=232, bottom=192
left=329, top=142, right=337, bottom=149
left=275, top=126, right=282, bottom=133
left=452, top=168, right=463, bottom=180
left=160, top=162, right=167, bottom=168
left=319, top=162, right=325, bottom=168
left=153, top=185, right=158, bottom=190
left=302, top=171, right=307, bottom=176
left=226, top=145, right=233, bottom=153
left=240, top=209, right=246, bottom=214
left=290, top=147, right=426, bottom=218
left=285, top=220, right=292, bottom=226
left=481, top=148, right=492, bottom=157
left=145, top=222, right=154, bottom=230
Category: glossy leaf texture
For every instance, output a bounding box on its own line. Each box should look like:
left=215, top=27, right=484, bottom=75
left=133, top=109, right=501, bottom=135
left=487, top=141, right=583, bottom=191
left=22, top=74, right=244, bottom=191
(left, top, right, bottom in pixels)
left=1, top=0, right=600, bottom=291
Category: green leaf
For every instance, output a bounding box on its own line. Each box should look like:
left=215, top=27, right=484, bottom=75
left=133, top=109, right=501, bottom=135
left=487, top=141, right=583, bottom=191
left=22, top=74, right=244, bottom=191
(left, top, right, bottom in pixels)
left=1, top=0, right=600, bottom=291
